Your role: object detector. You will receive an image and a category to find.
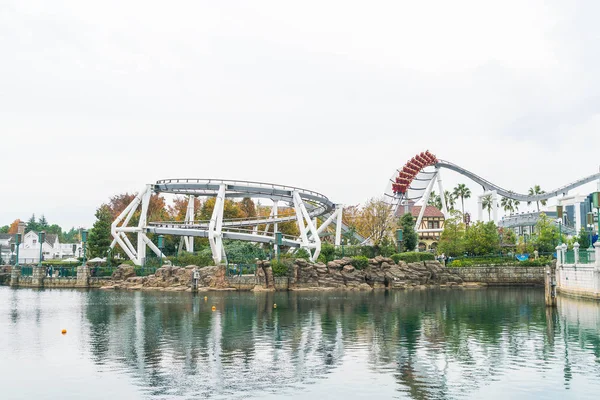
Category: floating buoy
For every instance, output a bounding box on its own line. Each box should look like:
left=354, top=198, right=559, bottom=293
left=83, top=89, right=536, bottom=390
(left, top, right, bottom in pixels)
left=273, top=304, right=277, bottom=309
left=61, top=329, right=67, bottom=335
left=211, top=306, right=216, bottom=311
left=204, top=296, right=208, bottom=301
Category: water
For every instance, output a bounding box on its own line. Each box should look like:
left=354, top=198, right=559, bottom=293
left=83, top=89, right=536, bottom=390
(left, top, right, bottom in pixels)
left=1, top=287, right=600, bottom=399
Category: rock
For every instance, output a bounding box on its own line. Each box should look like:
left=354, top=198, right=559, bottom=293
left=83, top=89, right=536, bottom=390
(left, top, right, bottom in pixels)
left=197, top=265, right=228, bottom=288
left=111, top=265, right=136, bottom=281
left=342, top=265, right=355, bottom=273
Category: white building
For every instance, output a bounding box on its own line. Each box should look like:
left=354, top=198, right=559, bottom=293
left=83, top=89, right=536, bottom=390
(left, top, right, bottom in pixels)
left=16, top=231, right=82, bottom=264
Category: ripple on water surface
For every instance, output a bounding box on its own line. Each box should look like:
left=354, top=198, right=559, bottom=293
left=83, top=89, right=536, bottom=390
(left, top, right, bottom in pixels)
left=1, top=287, right=600, bottom=399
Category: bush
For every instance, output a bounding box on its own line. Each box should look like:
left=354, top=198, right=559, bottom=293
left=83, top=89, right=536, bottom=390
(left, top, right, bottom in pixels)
left=447, top=259, right=474, bottom=267
left=351, top=256, right=369, bottom=270
left=319, top=243, right=336, bottom=263
left=295, top=248, right=311, bottom=260
left=271, top=260, right=290, bottom=277
left=391, top=252, right=435, bottom=264
left=168, top=252, right=213, bottom=267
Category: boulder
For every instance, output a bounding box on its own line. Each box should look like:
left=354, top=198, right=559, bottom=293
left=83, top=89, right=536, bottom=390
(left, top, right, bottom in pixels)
left=111, top=265, right=136, bottom=281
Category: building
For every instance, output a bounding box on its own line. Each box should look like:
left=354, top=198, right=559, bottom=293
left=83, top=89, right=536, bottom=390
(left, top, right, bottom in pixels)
left=0, top=234, right=15, bottom=264
left=14, top=231, right=82, bottom=264
left=397, top=203, right=445, bottom=251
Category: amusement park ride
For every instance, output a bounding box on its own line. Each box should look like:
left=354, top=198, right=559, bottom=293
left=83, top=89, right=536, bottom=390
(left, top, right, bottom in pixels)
left=111, top=151, right=600, bottom=266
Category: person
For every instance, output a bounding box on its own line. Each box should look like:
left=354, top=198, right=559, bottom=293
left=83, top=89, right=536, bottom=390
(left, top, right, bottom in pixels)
left=441, top=253, right=447, bottom=266
left=534, top=249, right=539, bottom=260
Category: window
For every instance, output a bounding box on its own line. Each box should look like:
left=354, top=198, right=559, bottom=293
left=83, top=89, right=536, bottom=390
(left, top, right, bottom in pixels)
left=33, top=239, right=37, bottom=244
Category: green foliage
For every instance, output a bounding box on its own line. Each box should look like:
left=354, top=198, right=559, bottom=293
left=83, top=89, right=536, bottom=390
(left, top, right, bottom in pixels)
left=87, top=205, right=113, bottom=258
left=533, top=213, right=561, bottom=253
left=464, top=221, right=500, bottom=256
left=447, top=259, right=474, bottom=267
left=578, top=228, right=591, bottom=249
left=391, top=252, right=435, bottom=263
left=168, top=251, right=213, bottom=267
left=447, top=255, right=552, bottom=267
left=318, top=242, right=336, bottom=263
left=398, top=213, right=418, bottom=252
left=500, top=228, right=517, bottom=246
left=223, top=241, right=266, bottom=263
left=516, top=236, right=534, bottom=254
left=295, top=248, right=311, bottom=260
left=271, top=259, right=291, bottom=277
left=0, top=225, right=8, bottom=233
left=350, top=256, right=369, bottom=270
left=437, top=211, right=465, bottom=257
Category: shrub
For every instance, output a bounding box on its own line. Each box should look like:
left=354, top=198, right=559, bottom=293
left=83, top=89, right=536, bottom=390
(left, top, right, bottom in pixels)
left=351, top=256, right=369, bottom=270
left=271, top=260, right=290, bottom=277
left=391, top=252, right=435, bottom=264
left=168, top=252, right=213, bottom=267
left=447, top=259, right=474, bottom=267
left=295, top=248, right=311, bottom=260
left=319, top=243, right=336, bottom=263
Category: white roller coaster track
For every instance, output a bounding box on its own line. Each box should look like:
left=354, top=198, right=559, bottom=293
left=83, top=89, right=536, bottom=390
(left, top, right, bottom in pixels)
left=110, top=179, right=362, bottom=266
left=437, top=160, right=600, bottom=202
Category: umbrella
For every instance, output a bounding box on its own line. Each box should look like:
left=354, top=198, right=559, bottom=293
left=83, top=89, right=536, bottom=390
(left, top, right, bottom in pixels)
left=88, top=257, right=106, bottom=263
left=62, top=257, right=79, bottom=262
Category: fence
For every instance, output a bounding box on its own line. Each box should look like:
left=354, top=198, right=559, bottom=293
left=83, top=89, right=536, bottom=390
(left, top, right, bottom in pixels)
left=564, top=249, right=596, bottom=265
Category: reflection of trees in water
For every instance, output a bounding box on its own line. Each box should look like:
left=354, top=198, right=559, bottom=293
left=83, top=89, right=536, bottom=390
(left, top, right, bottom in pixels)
left=82, top=288, right=600, bottom=399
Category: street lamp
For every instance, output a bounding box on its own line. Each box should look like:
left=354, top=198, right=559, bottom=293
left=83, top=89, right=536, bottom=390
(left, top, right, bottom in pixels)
left=38, top=231, right=46, bottom=267
left=14, top=233, right=21, bottom=267
left=396, top=229, right=403, bottom=253
left=158, top=235, right=165, bottom=265
left=81, top=230, right=88, bottom=266
left=275, top=232, right=282, bottom=262
left=555, top=218, right=562, bottom=245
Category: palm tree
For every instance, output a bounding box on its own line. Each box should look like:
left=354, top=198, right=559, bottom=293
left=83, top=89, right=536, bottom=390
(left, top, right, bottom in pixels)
left=427, top=191, right=442, bottom=209
left=452, top=184, right=471, bottom=216
left=527, top=185, right=547, bottom=212
left=500, top=197, right=514, bottom=215
left=444, top=190, right=456, bottom=211
left=482, top=194, right=493, bottom=221
left=513, top=199, right=520, bottom=213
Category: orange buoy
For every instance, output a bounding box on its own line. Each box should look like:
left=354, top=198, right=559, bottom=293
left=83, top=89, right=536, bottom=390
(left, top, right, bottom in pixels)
left=211, top=306, right=216, bottom=311
left=61, top=329, right=67, bottom=335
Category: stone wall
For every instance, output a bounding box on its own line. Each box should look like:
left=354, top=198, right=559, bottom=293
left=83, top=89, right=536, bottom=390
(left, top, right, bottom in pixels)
left=448, top=265, right=544, bottom=285
left=556, top=265, right=600, bottom=300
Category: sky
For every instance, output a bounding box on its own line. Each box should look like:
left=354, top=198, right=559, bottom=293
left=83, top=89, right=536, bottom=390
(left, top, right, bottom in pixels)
left=1, top=0, right=600, bottom=229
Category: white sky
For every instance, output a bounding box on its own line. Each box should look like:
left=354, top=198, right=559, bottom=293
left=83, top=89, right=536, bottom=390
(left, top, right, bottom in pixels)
left=1, top=0, right=600, bottom=229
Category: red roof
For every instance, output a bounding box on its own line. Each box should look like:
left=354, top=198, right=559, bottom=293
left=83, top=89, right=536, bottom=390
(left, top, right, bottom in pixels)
left=410, top=206, right=444, bottom=218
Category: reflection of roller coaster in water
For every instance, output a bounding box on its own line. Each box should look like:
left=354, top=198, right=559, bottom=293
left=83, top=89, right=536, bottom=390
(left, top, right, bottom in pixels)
left=112, top=152, right=600, bottom=266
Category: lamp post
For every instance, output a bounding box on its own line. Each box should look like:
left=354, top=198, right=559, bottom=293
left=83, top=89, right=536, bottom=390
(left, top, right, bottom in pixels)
left=396, top=229, right=403, bottom=253
left=275, top=232, right=282, bottom=262
left=38, top=231, right=46, bottom=267
left=81, top=230, right=88, bottom=266
left=14, top=233, right=21, bottom=267
left=158, top=235, right=164, bottom=265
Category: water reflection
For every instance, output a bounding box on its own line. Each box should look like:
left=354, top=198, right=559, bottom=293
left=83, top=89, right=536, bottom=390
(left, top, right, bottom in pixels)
left=1, top=287, right=600, bottom=399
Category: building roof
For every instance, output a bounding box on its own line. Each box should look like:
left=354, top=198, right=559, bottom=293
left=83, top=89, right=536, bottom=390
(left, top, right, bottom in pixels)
left=0, top=233, right=15, bottom=242
left=45, top=234, right=58, bottom=245
left=410, top=206, right=445, bottom=218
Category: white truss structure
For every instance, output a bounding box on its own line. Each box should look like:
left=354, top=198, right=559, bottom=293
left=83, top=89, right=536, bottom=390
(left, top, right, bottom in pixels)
left=110, top=179, right=347, bottom=265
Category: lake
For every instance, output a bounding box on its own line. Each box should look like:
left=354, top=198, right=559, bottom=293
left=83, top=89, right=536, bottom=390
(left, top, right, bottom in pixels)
left=1, top=286, right=599, bottom=399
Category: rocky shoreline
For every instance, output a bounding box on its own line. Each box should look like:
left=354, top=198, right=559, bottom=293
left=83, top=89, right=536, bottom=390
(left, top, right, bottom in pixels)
left=99, top=256, right=473, bottom=292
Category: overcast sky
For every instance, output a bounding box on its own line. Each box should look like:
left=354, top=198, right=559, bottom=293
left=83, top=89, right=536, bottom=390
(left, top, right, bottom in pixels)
left=1, top=0, right=600, bottom=229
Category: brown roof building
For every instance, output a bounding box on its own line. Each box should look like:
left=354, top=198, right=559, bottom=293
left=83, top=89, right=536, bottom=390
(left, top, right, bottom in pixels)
left=397, top=203, right=445, bottom=251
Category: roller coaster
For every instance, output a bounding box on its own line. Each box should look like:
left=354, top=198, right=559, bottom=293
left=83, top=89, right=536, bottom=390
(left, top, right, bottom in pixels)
left=111, top=151, right=600, bottom=266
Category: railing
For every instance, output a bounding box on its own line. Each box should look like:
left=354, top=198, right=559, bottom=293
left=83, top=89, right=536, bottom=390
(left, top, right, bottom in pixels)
left=564, top=249, right=596, bottom=265
left=21, top=266, right=33, bottom=276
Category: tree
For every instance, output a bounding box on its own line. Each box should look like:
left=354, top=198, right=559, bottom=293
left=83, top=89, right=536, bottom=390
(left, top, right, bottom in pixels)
left=0, top=225, right=8, bottom=234
left=200, top=197, right=242, bottom=221
left=452, top=184, right=471, bottom=216
left=577, top=228, right=590, bottom=249
left=239, top=197, right=257, bottom=219
left=356, top=197, right=396, bottom=245
left=527, top=185, right=547, bottom=212
left=437, top=211, right=465, bottom=257
left=8, top=219, right=21, bottom=234
left=444, top=190, right=456, bottom=211
left=499, top=228, right=517, bottom=247
left=398, top=212, right=418, bottom=252
left=26, top=214, right=39, bottom=232
left=168, top=196, right=202, bottom=222
left=481, top=194, right=493, bottom=221
left=427, top=191, right=442, bottom=210
left=464, top=221, right=500, bottom=255
left=533, top=213, right=560, bottom=253
left=500, top=197, right=514, bottom=215
left=87, top=205, right=113, bottom=258
left=38, top=215, right=49, bottom=229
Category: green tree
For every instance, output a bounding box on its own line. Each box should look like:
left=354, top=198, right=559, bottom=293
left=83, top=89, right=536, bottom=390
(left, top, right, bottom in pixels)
left=0, top=225, right=8, bottom=233
left=482, top=194, right=494, bottom=221
left=577, top=228, right=590, bottom=249
left=38, top=215, right=49, bottom=229
left=452, top=184, right=471, bottom=216
left=26, top=214, right=39, bottom=232
left=444, top=190, right=456, bottom=211
left=500, top=197, right=514, bottom=215
left=533, top=213, right=560, bottom=253
left=499, top=228, right=517, bottom=247
left=527, top=185, right=547, bottom=212
left=427, top=191, right=442, bottom=209
left=398, top=213, right=418, bottom=252
left=87, top=205, right=113, bottom=258
left=464, top=221, right=500, bottom=255
left=437, top=211, right=465, bottom=257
